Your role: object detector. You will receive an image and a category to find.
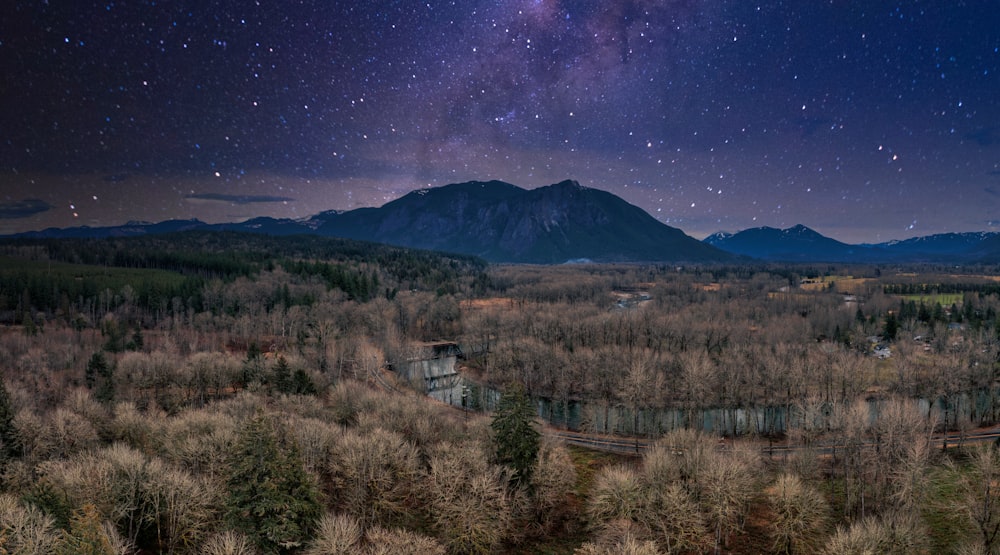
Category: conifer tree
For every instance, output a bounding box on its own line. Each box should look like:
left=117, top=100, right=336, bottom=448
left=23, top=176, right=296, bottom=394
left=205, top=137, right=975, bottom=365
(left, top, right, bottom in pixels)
left=0, top=379, right=20, bottom=464
left=272, top=355, right=292, bottom=394
left=85, top=352, right=108, bottom=389
left=225, top=410, right=321, bottom=553
left=491, top=383, right=540, bottom=487
left=242, top=342, right=265, bottom=388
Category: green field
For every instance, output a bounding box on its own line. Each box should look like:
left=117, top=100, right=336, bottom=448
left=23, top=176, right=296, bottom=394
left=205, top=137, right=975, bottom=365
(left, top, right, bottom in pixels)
left=897, top=293, right=964, bottom=306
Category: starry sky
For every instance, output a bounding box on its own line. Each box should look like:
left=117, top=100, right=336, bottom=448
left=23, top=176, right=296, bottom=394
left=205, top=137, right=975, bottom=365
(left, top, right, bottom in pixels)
left=2, top=1, right=999, bottom=243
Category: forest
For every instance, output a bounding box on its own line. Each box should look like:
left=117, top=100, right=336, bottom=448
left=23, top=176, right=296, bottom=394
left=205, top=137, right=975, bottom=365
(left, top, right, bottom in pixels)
left=2, top=231, right=1000, bottom=554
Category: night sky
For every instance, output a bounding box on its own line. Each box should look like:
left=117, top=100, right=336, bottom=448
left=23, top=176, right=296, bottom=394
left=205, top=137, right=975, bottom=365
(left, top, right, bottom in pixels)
left=2, top=1, right=999, bottom=243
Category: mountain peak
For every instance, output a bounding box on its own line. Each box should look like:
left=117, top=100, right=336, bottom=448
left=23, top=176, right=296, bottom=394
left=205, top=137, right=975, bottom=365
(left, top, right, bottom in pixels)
left=704, top=225, right=1000, bottom=263
left=314, top=179, right=730, bottom=263
left=704, top=224, right=855, bottom=261
left=786, top=224, right=813, bottom=233
left=550, top=179, right=585, bottom=189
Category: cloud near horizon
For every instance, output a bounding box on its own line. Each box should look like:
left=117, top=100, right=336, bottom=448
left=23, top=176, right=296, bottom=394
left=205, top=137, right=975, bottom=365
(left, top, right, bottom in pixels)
left=0, top=199, right=52, bottom=219
left=184, top=193, right=295, bottom=205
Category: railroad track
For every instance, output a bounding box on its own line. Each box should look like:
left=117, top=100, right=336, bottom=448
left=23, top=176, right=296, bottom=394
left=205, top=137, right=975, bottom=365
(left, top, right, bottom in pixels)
left=550, top=424, right=1000, bottom=457
left=367, top=372, right=1000, bottom=457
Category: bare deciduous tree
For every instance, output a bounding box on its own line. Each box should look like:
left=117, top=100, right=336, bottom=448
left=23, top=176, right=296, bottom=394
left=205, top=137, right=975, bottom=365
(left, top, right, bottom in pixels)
left=200, top=530, right=259, bottom=555
left=304, top=513, right=362, bottom=554
left=958, top=444, right=1000, bottom=554
left=0, top=493, right=61, bottom=554
left=822, top=510, right=929, bottom=555
left=364, top=525, right=447, bottom=555
left=699, top=442, right=761, bottom=554
left=305, top=512, right=448, bottom=555
left=575, top=519, right=663, bottom=555
left=426, top=442, right=517, bottom=554
left=640, top=483, right=710, bottom=554
left=767, top=473, right=829, bottom=555
left=587, top=465, right=645, bottom=527
left=328, top=427, right=422, bottom=528
left=530, top=437, right=578, bottom=533
left=643, top=429, right=712, bottom=496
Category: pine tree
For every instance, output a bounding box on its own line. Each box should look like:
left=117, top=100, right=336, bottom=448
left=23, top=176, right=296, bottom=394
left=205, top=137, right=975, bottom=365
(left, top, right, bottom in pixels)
left=272, top=356, right=292, bottom=394
left=491, top=383, right=540, bottom=487
left=291, top=369, right=317, bottom=395
left=85, top=352, right=108, bottom=390
left=242, top=342, right=265, bottom=388
left=0, top=378, right=21, bottom=464
left=225, top=410, right=322, bottom=553
left=882, top=312, right=899, bottom=342
left=84, top=352, right=115, bottom=404
left=125, top=329, right=144, bottom=351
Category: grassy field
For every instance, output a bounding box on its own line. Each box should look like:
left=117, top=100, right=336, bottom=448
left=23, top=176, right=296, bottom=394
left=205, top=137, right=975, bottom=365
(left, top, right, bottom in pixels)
left=897, top=293, right=965, bottom=306
left=799, top=276, right=874, bottom=294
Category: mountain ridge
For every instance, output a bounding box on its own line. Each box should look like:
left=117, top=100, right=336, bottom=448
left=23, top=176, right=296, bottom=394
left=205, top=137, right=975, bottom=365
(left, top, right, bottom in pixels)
left=704, top=225, right=1000, bottom=263
left=5, top=180, right=732, bottom=264
left=9, top=181, right=1000, bottom=264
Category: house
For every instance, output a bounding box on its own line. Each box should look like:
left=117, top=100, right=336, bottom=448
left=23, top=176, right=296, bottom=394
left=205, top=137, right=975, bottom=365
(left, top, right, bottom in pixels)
left=873, top=346, right=892, bottom=359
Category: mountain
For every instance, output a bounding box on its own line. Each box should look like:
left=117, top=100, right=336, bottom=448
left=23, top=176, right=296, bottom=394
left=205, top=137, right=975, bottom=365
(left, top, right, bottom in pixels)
left=311, top=180, right=731, bottom=263
left=872, top=232, right=1000, bottom=262
left=13, top=179, right=999, bottom=264
left=703, top=224, right=881, bottom=262
left=6, top=180, right=733, bottom=264
left=965, top=233, right=1000, bottom=262
left=705, top=226, right=1000, bottom=263
left=12, top=218, right=208, bottom=239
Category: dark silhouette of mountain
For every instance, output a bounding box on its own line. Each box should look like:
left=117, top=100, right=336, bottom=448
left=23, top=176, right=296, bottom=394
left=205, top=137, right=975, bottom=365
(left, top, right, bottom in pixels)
left=703, top=225, right=884, bottom=262
left=6, top=180, right=731, bottom=264
left=967, top=233, right=1000, bottom=262
left=311, top=180, right=730, bottom=263
left=871, top=232, right=1000, bottom=262
left=13, top=178, right=999, bottom=264
left=705, top=226, right=1000, bottom=263
left=12, top=219, right=207, bottom=239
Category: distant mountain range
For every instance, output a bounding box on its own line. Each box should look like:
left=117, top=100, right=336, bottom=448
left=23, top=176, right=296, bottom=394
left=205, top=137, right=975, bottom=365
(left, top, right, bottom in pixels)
left=8, top=180, right=1000, bottom=264
left=6, top=180, right=730, bottom=264
left=704, top=225, right=1000, bottom=263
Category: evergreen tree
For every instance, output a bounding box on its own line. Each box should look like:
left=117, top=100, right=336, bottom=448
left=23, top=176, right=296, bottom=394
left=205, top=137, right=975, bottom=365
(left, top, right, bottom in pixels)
left=85, top=352, right=109, bottom=390
left=0, top=378, right=21, bottom=464
left=882, top=312, right=899, bottom=342
left=291, top=369, right=317, bottom=395
left=225, top=410, right=322, bottom=553
left=84, top=351, right=116, bottom=404
left=918, top=302, right=932, bottom=323
left=22, top=311, right=39, bottom=336
left=125, top=328, right=144, bottom=351
left=242, top=341, right=265, bottom=388
left=491, top=384, right=540, bottom=487
left=101, top=318, right=126, bottom=353
left=271, top=355, right=292, bottom=394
